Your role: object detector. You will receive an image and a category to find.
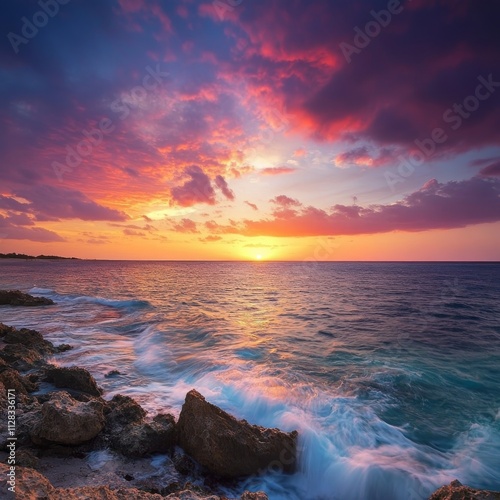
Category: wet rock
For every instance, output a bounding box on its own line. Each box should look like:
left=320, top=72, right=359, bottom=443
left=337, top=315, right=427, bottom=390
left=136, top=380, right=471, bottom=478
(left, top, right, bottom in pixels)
left=173, top=451, right=198, bottom=476
left=0, top=462, right=165, bottom=499
left=429, top=479, right=500, bottom=499
left=15, top=448, right=40, bottom=468
left=106, top=369, right=121, bottom=377
left=177, top=389, right=298, bottom=478
left=109, top=413, right=176, bottom=457
left=44, top=365, right=103, bottom=396
left=0, top=367, right=37, bottom=394
left=31, top=391, right=105, bottom=446
left=105, top=394, right=147, bottom=427
left=56, top=343, right=73, bottom=352
left=0, top=289, right=54, bottom=306
left=0, top=343, right=45, bottom=370
left=240, top=493, right=269, bottom=500
left=0, top=323, right=55, bottom=354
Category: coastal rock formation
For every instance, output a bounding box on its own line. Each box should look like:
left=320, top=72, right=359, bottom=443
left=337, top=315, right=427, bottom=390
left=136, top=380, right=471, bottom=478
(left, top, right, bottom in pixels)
left=0, top=464, right=268, bottom=499
left=177, top=389, right=298, bottom=478
left=0, top=367, right=37, bottom=394
left=429, top=479, right=500, bottom=499
left=109, top=413, right=177, bottom=456
left=0, top=289, right=55, bottom=306
left=104, top=394, right=176, bottom=456
left=45, top=365, right=103, bottom=396
left=31, top=391, right=105, bottom=446
left=0, top=323, right=61, bottom=370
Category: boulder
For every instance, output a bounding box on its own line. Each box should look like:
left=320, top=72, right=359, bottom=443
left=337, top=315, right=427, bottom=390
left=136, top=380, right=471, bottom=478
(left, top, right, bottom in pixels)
left=31, top=391, right=105, bottom=446
left=109, top=413, right=176, bottom=457
left=177, top=389, right=298, bottom=478
left=44, top=365, right=103, bottom=396
left=429, top=479, right=500, bottom=499
left=0, top=290, right=54, bottom=306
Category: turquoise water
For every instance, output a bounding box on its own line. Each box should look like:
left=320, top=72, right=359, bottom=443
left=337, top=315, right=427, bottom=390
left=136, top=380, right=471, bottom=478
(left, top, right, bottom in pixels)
left=1, top=261, right=499, bottom=499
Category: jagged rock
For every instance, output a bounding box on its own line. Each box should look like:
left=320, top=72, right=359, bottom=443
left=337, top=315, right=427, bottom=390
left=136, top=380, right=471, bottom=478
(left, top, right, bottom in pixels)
left=0, top=323, right=55, bottom=353
left=0, top=367, right=37, bottom=394
left=15, top=448, right=40, bottom=468
left=0, top=343, right=45, bottom=369
left=56, top=343, right=73, bottom=352
left=109, top=413, right=176, bottom=456
left=45, top=365, right=103, bottom=396
left=0, top=289, right=54, bottom=306
left=240, top=493, right=269, bottom=500
left=31, top=391, right=105, bottom=446
left=177, top=389, right=298, bottom=478
left=0, top=463, right=264, bottom=499
left=0, top=462, right=164, bottom=499
left=429, top=479, right=500, bottom=499
left=105, top=394, right=147, bottom=427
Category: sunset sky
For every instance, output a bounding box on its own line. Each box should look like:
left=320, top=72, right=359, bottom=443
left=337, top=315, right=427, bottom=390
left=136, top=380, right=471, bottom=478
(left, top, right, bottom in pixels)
left=1, top=0, right=499, bottom=260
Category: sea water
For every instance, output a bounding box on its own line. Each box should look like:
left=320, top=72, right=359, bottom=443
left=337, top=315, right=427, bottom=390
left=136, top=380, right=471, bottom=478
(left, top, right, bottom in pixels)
left=0, top=260, right=499, bottom=499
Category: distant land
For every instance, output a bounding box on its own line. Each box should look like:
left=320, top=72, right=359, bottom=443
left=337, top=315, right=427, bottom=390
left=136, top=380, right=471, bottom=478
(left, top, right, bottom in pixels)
left=0, top=252, right=79, bottom=260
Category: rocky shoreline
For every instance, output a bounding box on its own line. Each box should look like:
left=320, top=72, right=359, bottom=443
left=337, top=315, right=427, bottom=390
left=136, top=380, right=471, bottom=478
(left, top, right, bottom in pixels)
left=0, top=290, right=499, bottom=499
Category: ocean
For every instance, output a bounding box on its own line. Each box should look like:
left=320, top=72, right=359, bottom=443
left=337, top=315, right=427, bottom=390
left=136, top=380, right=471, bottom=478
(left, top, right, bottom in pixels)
left=1, top=260, right=499, bottom=499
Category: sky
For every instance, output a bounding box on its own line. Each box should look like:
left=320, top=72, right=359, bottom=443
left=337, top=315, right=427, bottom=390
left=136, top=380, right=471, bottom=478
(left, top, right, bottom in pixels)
left=1, top=0, right=499, bottom=261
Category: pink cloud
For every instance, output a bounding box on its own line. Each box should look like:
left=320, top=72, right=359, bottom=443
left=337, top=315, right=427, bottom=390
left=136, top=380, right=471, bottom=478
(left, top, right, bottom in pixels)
left=245, top=201, right=258, bottom=211
left=214, top=175, right=235, bottom=201
left=260, top=166, right=296, bottom=176
left=170, top=166, right=216, bottom=207
left=207, top=177, right=500, bottom=237
left=172, top=218, right=198, bottom=233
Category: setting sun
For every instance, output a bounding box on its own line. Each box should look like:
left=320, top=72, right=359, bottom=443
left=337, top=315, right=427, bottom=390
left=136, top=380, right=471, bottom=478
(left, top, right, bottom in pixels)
left=256, top=254, right=263, bottom=260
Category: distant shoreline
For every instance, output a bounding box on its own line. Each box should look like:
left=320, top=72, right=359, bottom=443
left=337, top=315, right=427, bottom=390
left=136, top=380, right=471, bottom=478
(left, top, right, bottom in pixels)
left=0, top=253, right=79, bottom=260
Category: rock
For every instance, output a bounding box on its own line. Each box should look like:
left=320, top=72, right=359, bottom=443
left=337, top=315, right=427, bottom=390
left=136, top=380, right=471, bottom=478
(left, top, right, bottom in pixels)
left=45, top=365, right=103, bottom=396
left=0, top=463, right=262, bottom=499
left=0, top=343, right=45, bottom=369
left=0, top=289, right=54, bottom=306
left=429, top=480, right=500, bottom=499
left=173, top=451, right=198, bottom=476
left=0, top=463, right=165, bottom=499
left=56, top=343, right=73, bottom=352
left=0, top=323, right=55, bottom=354
left=31, top=391, right=105, bottom=446
left=106, top=369, right=121, bottom=377
left=15, top=448, right=40, bottom=468
left=109, top=413, right=176, bottom=456
left=240, top=493, right=269, bottom=500
left=0, top=367, right=37, bottom=394
left=105, top=394, right=147, bottom=427
left=177, top=389, right=298, bottom=478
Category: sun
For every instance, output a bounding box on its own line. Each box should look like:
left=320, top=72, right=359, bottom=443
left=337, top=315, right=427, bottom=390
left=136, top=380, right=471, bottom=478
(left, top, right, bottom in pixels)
left=255, top=254, right=263, bottom=260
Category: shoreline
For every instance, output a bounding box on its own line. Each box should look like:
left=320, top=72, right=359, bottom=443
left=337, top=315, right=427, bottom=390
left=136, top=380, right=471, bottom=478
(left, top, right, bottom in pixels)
left=0, top=289, right=499, bottom=499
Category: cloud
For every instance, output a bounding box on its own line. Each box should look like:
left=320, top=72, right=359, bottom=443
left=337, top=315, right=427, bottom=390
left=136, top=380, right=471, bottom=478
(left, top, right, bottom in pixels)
left=271, top=195, right=302, bottom=207
left=199, top=235, right=222, bottom=242
left=479, top=161, right=500, bottom=177
left=260, top=166, right=296, bottom=176
left=214, top=175, right=235, bottom=200
left=13, top=185, right=128, bottom=222
left=123, top=228, right=146, bottom=236
left=245, top=201, right=258, bottom=211
left=334, top=146, right=397, bottom=168
left=172, top=218, right=198, bottom=233
left=208, top=177, right=500, bottom=237
left=0, top=215, right=65, bottom=242
left=170, top=166, right=216, bottom=206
